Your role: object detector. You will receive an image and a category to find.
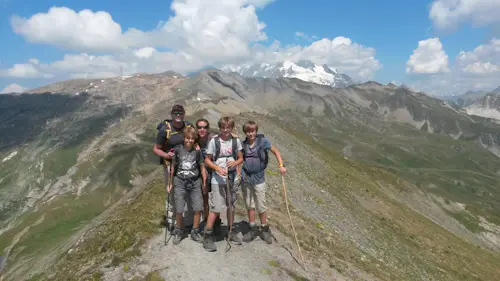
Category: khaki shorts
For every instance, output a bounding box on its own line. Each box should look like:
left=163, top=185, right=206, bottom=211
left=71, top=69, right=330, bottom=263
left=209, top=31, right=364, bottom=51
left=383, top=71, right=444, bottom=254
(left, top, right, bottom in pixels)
left=241, top=181, right=267, bottom=213
left=209, top=183, right=238, bottom=213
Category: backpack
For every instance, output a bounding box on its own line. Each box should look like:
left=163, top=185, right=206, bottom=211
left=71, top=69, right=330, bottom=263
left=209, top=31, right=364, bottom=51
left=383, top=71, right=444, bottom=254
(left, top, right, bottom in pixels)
left=172, top=145, right=201, bottom=178
left=212, top=135, right=238, bottom=172
left=156, top=119, right=193, bottom=164
left=242, top=134, right=269, bottom=173
left=156, top=119, right=193, bottom=141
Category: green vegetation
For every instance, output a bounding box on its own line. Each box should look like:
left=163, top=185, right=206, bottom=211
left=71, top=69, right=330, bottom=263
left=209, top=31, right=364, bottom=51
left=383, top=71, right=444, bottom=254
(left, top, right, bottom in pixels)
left=26, top=177, right=165, bottom=280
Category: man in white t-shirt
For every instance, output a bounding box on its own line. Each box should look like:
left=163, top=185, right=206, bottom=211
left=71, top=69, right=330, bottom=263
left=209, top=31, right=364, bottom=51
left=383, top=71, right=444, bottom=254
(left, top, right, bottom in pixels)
left=202, top=116, right=243, bottom=252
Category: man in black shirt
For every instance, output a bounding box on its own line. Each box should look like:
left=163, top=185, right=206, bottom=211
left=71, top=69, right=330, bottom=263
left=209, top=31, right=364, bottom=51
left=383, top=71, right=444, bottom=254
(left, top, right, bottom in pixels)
left=154, top=104, right=194, bottom=229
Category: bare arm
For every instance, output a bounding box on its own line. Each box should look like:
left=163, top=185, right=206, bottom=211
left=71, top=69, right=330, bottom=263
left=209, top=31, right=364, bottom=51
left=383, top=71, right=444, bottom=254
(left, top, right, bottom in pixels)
left=201, top=164, right=207, bottom=193
left=270, top=144, right=286, bottom=175
left=205, top=154, right=227, bottom=176
left=153, top=144, right=173, bottom=159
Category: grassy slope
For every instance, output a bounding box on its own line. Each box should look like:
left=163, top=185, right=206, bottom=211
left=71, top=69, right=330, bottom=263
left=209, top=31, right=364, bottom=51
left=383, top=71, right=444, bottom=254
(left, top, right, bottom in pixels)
left=23, top=111, right=500, bottom=281
left=0, top=114, right=160, bottom=280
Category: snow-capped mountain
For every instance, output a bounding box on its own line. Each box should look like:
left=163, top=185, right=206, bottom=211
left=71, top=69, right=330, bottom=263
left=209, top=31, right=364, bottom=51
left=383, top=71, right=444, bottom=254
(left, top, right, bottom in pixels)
left=465, top=90, right=500, bottom=121
left=224, top=60, right=354, bottom=88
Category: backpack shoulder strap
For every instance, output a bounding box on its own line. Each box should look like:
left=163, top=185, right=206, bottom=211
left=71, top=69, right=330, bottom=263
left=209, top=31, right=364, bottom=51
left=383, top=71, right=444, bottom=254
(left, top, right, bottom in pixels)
left=214, top=136, right=221, bottom=162
left=231, top=136, right=238, bottom=160
left=256, top=134, right=269, bottom=165
left=164, top=120, right=173, bottom=140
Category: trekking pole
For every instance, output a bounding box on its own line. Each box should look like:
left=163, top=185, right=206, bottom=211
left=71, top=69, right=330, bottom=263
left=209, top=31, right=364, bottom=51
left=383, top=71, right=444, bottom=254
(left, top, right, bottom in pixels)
left=225, top=163, right=233, bottom=252
left=281, top=175, right=307, bottom=272
left=164, top=155, right=176, bottom=246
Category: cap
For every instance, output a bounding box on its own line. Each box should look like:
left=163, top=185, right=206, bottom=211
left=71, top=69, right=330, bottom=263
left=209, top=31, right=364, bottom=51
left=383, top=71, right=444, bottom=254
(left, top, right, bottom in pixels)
left=171, top=104, right=185, bottom=113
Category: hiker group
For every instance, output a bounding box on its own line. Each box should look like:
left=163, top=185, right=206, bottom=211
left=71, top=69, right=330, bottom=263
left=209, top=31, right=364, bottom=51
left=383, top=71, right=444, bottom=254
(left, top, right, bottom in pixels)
left=153, top=104, right=287, bottom=252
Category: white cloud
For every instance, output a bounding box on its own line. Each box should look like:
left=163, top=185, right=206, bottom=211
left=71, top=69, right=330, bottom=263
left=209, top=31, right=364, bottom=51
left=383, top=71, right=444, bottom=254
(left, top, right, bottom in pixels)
left=133, top=47, right=156, bottom=59
left=4, top=1, right=381, bottom=82
left=295, top=31, right=318, bottom=41
left=0, top=62, right=53, bottom=78
left=429, top=0, right=500, bottom=31
left=406, top=38, right=450, bottom=74
left=1, top=83, right=26, bottom=94
left=11, top=6, right=126, bottom=52
left=237, top=36, right=382, bottom=80
left=408, top=38, right=500, bottom=95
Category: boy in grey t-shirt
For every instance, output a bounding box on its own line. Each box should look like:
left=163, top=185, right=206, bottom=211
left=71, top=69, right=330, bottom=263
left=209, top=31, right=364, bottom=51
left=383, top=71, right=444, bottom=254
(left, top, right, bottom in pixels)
left=202, top=116, right=243, bottom=252
left=168, top=127, right=207, bottom=245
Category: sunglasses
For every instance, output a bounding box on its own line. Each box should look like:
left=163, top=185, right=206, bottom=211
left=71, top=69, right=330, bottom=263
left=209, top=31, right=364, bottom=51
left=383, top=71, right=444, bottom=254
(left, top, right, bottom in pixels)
left=171, top=111, right=184, bottom=115
left=197, top=125, right=209, bottom=129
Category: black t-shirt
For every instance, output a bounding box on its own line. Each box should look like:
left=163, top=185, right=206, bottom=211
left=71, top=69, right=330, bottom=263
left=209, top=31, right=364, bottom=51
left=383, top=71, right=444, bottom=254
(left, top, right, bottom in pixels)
left=156, top=121, right=191, bottom=162
left=197, top=132, right=217, bottom=159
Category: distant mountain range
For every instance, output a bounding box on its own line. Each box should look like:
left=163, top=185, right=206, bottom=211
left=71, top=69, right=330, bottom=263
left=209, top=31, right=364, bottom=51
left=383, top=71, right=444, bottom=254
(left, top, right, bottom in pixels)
left=440, top=86, right=500, bottom=120
left=223, top=60, right=354, bottom=88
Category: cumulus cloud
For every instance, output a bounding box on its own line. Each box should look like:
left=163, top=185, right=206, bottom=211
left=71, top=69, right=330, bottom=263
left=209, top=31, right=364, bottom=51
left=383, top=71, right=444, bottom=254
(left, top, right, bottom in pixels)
left=4, top=1, right=381, bottom=82
left=0, top=62, right=53, bottom=78
left=229, top=36, right=382, bottom=80
left=429, top=0, right=500, bottom=31
left=408, top=38, right=500, bottom=95
left=1, top=83, right=26, bottom=94
left=406, top=38, right=450, bottom=74
left=11, top=6, right=126, bottom=52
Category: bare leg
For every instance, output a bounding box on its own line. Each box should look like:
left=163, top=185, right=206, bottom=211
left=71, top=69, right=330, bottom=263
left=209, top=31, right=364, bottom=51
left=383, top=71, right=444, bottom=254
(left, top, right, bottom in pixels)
left=259, top=211, right=267, bottom=225
left=193, top=211, right=201, bottom=229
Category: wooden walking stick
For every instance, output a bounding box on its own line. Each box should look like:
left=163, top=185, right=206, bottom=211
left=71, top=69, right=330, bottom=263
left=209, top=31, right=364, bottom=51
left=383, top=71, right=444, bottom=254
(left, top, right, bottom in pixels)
left=281, top=174, right=307, bottom=272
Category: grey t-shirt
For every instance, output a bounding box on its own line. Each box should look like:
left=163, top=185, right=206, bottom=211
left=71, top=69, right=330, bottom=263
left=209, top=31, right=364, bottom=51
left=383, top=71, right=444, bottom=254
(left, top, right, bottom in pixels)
left=172, top=145, right=203, bottom=180
left=206, top=137, right=242, bottom=185
left=242, top=137, right=272, bottom=185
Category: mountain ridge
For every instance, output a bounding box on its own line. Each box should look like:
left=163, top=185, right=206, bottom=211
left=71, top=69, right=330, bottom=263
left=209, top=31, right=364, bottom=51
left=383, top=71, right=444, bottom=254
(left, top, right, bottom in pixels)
left=223, top=60, right=354, bottom=88
left=1, top=68, right=500, bottom=281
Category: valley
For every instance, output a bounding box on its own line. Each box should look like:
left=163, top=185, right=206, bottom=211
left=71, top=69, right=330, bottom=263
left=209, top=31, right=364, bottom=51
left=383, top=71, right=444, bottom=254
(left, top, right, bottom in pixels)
left=0, top=69, right=499, bottom=281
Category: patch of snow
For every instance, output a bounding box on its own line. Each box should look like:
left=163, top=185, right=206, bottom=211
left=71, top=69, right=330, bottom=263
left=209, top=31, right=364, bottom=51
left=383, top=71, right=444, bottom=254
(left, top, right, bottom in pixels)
left=75, top=92, right=79, bottom=96
left=466, top=105, right=500, bottom=120
left=2, top=151, right=18, bottom=163
left=173, top=75, right=178, bottom=78
left=101, top=80, right=105, bottom=82
left=121, top=75, right=133, bottom=80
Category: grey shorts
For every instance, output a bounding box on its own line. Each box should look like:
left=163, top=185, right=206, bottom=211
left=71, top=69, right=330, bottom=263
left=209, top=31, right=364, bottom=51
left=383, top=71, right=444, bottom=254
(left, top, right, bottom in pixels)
left=173, top=176, right=203, bottom=213
left=209, top=182, right=238, bottom=213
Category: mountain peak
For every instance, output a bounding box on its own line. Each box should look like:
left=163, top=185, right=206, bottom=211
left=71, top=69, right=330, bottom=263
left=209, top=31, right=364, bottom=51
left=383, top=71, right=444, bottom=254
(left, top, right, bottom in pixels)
left=224, top=59, right=353, bottom=88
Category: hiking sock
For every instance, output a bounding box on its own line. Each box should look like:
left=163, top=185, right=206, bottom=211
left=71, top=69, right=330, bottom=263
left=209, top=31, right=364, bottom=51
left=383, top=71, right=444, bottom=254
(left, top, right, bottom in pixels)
left=203, top=229, right=217, bottom=252
left=259, top=224, right=273, bottom=244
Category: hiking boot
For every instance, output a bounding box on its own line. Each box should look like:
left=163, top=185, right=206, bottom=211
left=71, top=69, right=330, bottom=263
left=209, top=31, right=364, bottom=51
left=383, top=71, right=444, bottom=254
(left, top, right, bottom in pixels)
left=228, top=228, right=242, bottom=245
left=243, top=224, right=259, bottom=243
left=191, top=228, right=203, bottom=243
left=259, top=225, right=273, bottom=244
left=203, top=229, right=217, bottom=252
left=172, top=228, right=185, bottom=245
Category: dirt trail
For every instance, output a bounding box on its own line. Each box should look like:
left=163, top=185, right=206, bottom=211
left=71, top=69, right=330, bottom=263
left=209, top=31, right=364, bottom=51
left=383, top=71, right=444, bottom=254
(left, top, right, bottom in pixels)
left=102, top=215, right=326, bottom=281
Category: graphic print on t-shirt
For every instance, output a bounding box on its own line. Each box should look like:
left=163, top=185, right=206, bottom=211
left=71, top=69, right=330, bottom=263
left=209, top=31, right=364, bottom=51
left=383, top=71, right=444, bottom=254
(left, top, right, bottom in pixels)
left=178, top=154, right=197, bottom=178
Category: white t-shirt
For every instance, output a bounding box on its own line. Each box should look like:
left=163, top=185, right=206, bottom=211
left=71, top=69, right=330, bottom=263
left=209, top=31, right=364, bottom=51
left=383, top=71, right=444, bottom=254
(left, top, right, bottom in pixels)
left=206, top=136, right=242, bottom=185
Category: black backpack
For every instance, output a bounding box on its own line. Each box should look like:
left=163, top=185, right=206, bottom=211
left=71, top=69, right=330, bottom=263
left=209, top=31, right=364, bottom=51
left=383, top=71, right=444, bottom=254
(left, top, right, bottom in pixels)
left=242, top=134, right=269, bottom=173
left=156, top=119, right=193, bottom=164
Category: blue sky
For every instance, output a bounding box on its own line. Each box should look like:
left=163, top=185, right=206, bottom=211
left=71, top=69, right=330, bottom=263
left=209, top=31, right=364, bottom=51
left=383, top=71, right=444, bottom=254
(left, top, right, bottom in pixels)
left=1, top=0, right=499, bottom=96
